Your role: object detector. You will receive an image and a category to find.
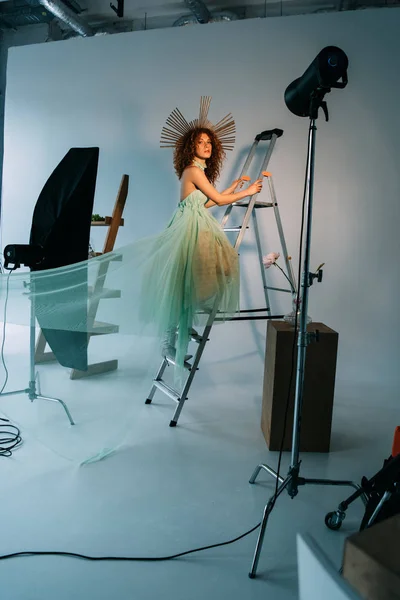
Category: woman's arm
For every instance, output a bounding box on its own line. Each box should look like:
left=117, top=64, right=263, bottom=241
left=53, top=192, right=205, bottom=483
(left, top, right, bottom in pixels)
left=221, top=179, right=242, bottom=195
left=187, top=168, right=262, bottom=207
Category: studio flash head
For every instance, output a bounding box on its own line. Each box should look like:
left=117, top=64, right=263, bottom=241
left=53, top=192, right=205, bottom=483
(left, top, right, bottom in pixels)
left=3, top=244, right=44, bottom=270
left=284, top=46, right=349, bottom=119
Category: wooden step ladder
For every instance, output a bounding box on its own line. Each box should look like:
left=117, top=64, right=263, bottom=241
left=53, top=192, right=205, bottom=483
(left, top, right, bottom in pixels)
left=34, top=174, right=128, bottom=379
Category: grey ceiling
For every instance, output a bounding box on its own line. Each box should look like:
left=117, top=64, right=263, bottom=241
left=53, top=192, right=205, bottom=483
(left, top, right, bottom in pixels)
left=0, top=0, right=397, bottom=37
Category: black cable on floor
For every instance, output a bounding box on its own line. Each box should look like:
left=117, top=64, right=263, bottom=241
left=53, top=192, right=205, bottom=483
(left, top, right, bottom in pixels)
left=0, top=418, right=22, bottom=457
left=0, top=521, right=262, bottom=562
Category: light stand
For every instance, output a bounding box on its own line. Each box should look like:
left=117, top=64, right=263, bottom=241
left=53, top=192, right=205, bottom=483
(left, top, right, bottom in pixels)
left=248, top=49, right=363, bottom=577
left=0, top=283, right=74, bottom=425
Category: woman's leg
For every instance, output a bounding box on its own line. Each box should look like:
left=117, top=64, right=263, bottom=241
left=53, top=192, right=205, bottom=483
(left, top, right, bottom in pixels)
left=161, top=326, right=177, bottom=357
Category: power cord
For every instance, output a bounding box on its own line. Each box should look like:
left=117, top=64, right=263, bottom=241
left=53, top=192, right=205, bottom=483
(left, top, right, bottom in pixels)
left=0, top=268, right=22, bottom=456
left=0, top=521, right=262, bottom=562
left=0, top=418, right=22, bottom=457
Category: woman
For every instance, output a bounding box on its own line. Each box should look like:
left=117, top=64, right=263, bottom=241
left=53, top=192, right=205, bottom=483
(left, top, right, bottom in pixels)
left=175, top=127, right=262, bottom=306
left=141, top=100, right=262, bottom=373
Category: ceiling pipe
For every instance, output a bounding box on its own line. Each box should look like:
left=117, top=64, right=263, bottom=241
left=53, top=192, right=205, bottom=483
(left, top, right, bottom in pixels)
left=38, top=0, right=94, bottom=36
left=209, top=11, right=239, bottom=22
left=184, top=0, right=211, bottom=23
left=174, top=10, right=238, bottom=27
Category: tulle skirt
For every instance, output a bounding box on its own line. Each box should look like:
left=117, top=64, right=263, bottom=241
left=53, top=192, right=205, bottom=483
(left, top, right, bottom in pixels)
left=138, top=191, right=240, bottom=369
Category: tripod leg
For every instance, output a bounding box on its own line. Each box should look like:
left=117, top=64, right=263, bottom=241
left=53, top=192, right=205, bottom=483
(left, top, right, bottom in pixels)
left=36, top=394, right=75, bottom=425
left=249, top=474, right=291, bottom=578
left=249, top=463, right=284, bottom=485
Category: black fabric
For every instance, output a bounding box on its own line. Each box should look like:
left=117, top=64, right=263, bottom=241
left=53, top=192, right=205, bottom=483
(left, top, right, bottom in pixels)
left=30, top=148, right=99, bottom=371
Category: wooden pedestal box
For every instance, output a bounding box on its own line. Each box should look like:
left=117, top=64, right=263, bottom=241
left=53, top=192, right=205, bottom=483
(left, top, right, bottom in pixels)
left=261, top=321, right=338, bottom=452
left=342, top=515, right=400, bottom=600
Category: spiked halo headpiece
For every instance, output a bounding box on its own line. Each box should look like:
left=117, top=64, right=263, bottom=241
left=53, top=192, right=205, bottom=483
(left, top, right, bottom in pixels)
left=160, top=96, right=236, bottom=152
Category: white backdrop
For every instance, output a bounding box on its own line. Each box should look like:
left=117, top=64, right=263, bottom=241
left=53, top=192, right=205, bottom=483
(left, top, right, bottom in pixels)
left=1, top=8, right=400, bottom=387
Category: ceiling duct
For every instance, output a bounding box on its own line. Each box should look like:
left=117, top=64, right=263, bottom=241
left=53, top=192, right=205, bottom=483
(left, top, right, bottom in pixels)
left=173, top=15, right=198, bottom=26
left=37, top=0, right=93, bottom=36
left=174, top=9, right=238, bottom=27
left=209, top=11, right=239, bottom=22
left=0, top=2, right=54, bottom=29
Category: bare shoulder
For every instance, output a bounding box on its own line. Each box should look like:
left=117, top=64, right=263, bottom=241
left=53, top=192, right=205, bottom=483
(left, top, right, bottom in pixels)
left=182, top=165, right=197, bottom=183
left=183, top=165, right=204, bottom=181
left=183, top=165, right=198, bottom=174
left=180, top=166, right=199, bottom=200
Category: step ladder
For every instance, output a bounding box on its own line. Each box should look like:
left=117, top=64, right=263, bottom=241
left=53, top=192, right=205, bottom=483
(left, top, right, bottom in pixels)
left=145, top=129, right=296, bottom=426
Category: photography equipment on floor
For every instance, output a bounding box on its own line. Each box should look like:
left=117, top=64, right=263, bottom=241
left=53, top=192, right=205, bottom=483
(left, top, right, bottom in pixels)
left=1, top=147, right=99, bottom=424
left=325, top=428, right=400, bottom=532
left=145, top=129, right=296, bottom=426
left=248, top=47, right=358, bottom=578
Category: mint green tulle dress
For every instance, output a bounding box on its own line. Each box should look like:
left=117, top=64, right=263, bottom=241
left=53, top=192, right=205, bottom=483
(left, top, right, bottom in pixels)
left=139, top=187, right=240, bottom=372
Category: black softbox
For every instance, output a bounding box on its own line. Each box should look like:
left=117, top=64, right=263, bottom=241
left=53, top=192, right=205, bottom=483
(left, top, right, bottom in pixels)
left=30, top=147, right=99, bottom=371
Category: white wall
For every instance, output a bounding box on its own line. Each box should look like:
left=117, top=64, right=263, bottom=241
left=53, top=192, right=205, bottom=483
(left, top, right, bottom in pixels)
left=0, top=25, right=50, bottom=205
left=1, top=8, right=400, bottom=387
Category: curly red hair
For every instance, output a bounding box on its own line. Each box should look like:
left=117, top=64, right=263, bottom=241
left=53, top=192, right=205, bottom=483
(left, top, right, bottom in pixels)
left=173, top=127, right=225, bottom=184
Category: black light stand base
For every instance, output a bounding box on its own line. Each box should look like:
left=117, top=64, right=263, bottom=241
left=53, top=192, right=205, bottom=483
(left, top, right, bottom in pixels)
left=248, top=463, right=362, bottom=578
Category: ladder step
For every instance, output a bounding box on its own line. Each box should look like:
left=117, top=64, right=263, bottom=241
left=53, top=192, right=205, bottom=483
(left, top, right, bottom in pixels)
left=234, top=201, right=273, bottom=208
left=224, top=226, right=249, bottom=232
left=165, top=355, right=192, bottom=369
left=93, top=252, right=123, bottom=261
left=154, top=380, right=181, bottom=403
left=88, top=286, right=121, bottom=299
left=266, top=286, right=293, bottom=293
left=190, top=332, right=203, bottom=343
left=91, top=217, right=125, bottom=226
left=91, top=321, right=119, bottom=335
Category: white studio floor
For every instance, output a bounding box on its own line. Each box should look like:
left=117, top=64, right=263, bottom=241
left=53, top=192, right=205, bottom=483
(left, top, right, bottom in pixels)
left=0, top=324, right=398, bottom=600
